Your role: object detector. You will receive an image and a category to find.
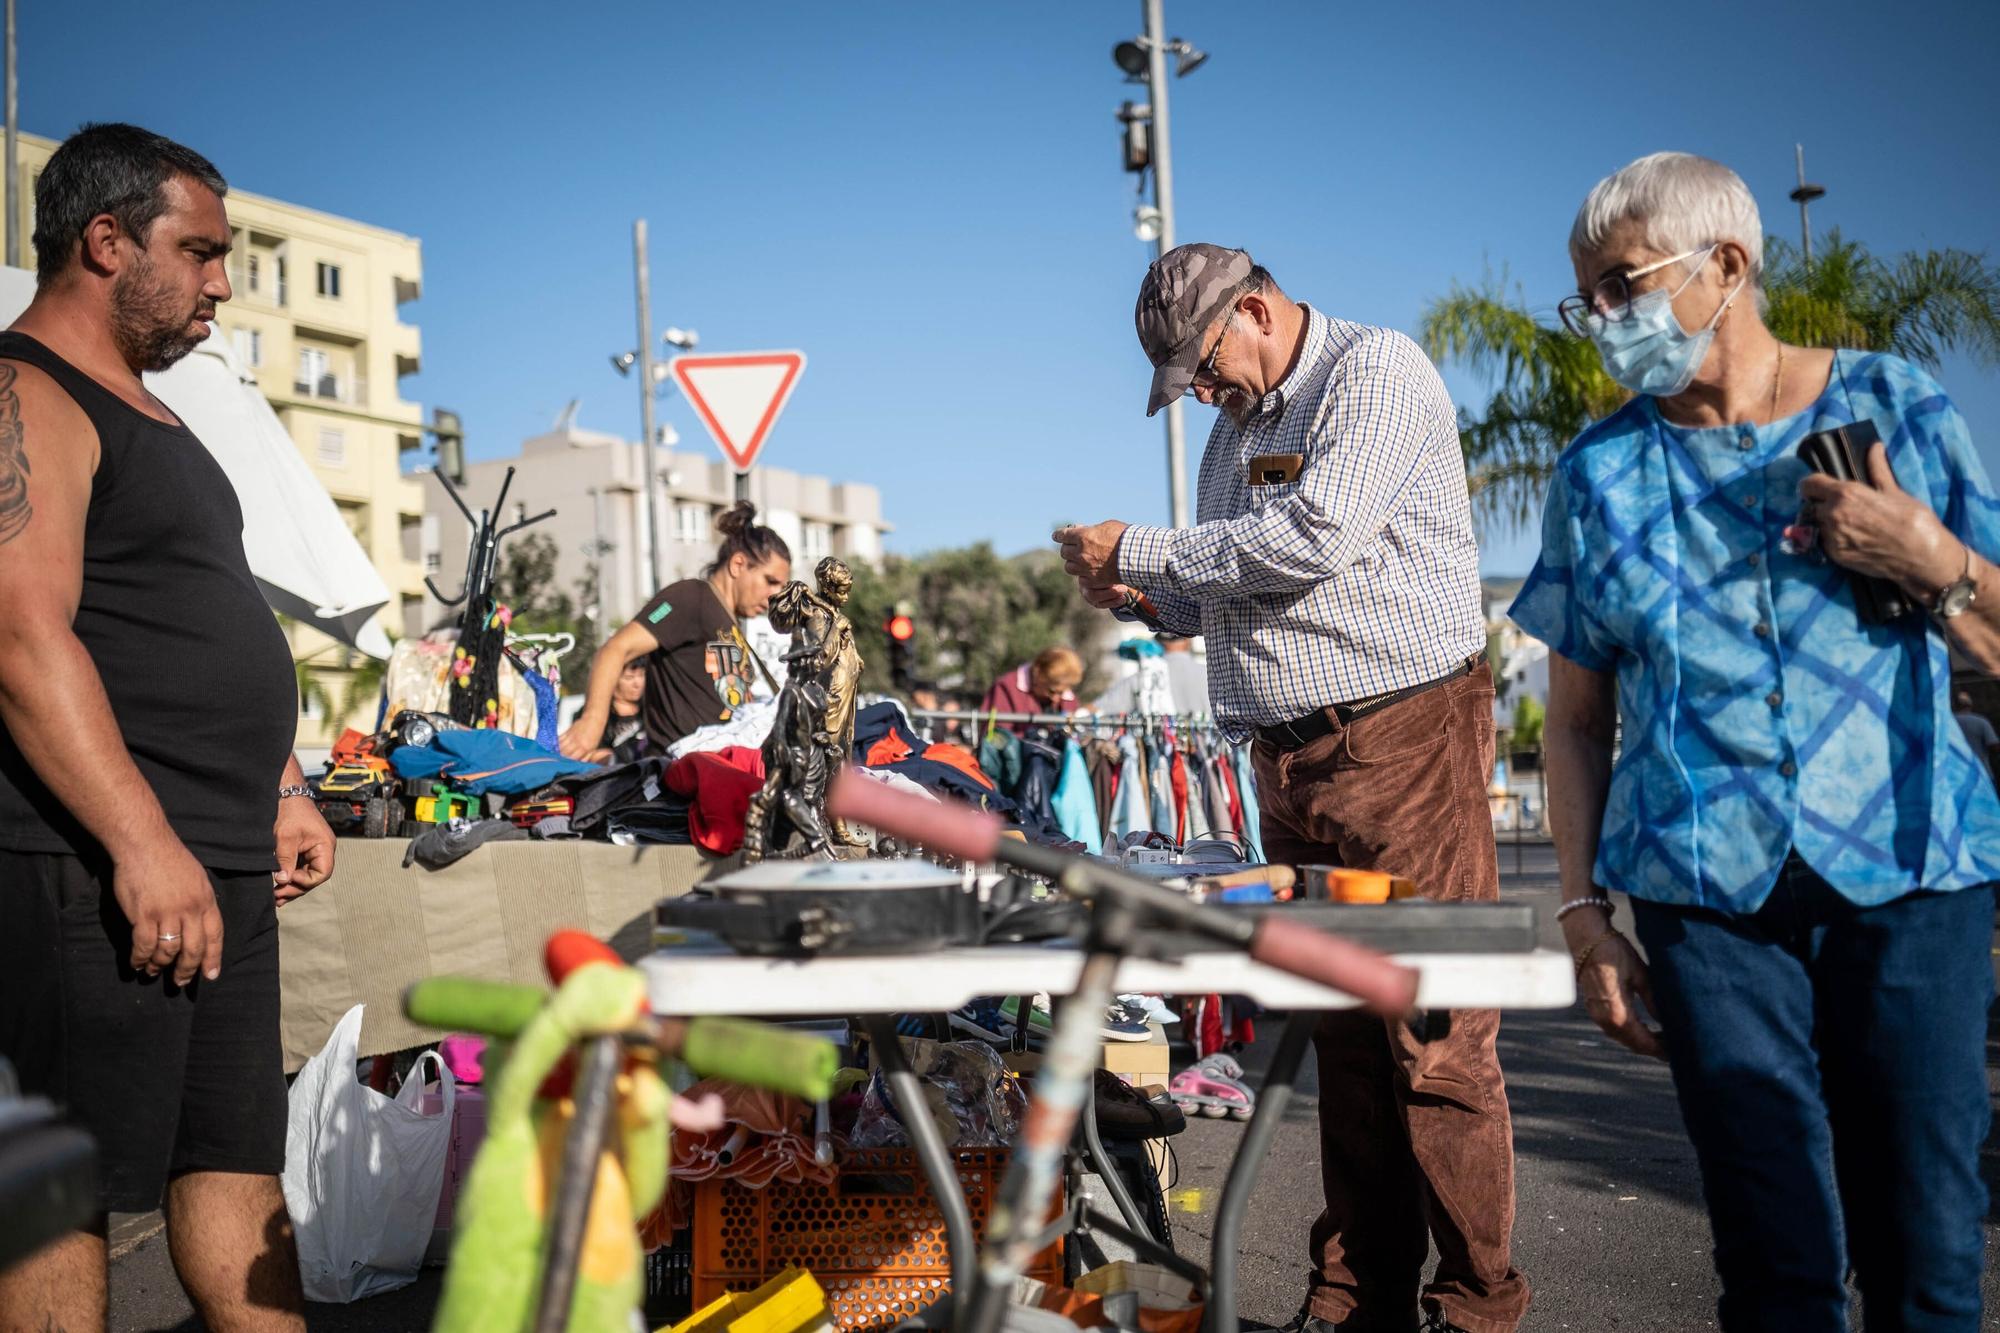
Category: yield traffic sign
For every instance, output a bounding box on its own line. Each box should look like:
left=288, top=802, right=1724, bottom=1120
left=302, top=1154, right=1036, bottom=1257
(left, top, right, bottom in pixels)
left=668, top=350, right=806, bottom=473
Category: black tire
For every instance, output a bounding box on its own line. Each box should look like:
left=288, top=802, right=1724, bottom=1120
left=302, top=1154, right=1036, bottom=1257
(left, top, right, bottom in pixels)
left=362, top=797, right=389, bottom=839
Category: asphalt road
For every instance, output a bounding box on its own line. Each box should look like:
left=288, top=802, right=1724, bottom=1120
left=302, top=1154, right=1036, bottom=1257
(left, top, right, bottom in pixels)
left=106, top=844, right=2000, bottom=1331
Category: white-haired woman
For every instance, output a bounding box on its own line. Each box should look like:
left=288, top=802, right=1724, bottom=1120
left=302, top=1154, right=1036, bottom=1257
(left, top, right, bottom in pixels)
left=1512, top=151, right=2000, bottom=1330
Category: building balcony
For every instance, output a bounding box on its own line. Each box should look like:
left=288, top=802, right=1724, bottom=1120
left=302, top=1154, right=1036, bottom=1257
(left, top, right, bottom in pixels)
left=390, top=321, right=421, bottom=379
left=292, top=374, right=367, bottom=406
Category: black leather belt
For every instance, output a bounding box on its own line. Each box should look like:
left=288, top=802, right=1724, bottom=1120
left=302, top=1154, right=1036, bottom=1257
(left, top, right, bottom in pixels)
left=1255, top=654, right=1483, bottom=752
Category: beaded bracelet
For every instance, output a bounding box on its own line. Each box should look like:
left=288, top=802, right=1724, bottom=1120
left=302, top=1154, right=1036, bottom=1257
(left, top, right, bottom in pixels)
left=1555, top=895, right=1614, bottom=923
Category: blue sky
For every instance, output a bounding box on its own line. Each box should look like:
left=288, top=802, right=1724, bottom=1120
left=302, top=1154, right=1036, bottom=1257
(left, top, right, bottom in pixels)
left=21, top=0, right=2000, bottom=575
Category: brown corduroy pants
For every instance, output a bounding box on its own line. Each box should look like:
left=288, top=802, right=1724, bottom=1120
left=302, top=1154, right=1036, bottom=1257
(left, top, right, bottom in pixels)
left=1252, top=663, right=1530, bottom=1333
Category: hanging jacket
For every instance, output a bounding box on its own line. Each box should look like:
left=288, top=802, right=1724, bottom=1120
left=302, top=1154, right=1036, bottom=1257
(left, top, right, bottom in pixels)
left=1147, top=737, right=1177, bottom=838
left=1110, top=736, right=1147, bottom=841
left=1232, top=745, right=1266, bottom=863
left=1086, top=740, right=1120, bottom=837
left=978, top=728, right=1024, bottom=795
left=1184, top=746, right=1213, bottom=842
left=1015, top=734, right=1063, bottom=831
left=1205, top=750, right=1235, bottom=838
left=1169, top=747, right=1190, bottom=845
left=1051, top=739, right=1104, bottom=854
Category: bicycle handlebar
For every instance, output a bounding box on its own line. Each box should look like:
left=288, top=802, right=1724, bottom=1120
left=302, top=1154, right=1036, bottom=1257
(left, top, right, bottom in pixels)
left=402, top=977, right=839, bottom=1101
left=827, top=769, right=1418, bottom=1015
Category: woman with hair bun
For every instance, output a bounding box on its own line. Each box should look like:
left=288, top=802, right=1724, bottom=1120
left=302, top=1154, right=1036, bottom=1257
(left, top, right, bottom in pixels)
left=560, top=500, right=792, bottom=756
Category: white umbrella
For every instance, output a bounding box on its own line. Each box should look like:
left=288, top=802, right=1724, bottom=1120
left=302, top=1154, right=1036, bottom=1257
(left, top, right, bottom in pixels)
left=0, top=267, right=393, bottom=657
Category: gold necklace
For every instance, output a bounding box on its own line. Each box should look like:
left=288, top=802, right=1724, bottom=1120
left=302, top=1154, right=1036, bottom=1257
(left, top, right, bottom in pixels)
left=1769, top=343, right=1785, bottom=423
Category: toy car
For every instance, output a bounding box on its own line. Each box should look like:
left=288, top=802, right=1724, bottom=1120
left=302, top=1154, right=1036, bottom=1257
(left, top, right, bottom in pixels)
left=506, top=794, right=575, bottom=830
left=412, top=785, right=479, bottom=825
left=313, top=755, right=405, bottom=839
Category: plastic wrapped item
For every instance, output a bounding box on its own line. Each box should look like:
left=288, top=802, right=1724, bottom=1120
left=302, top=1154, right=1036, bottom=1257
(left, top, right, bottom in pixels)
left=850, top=1039, right=1026, bottom=1149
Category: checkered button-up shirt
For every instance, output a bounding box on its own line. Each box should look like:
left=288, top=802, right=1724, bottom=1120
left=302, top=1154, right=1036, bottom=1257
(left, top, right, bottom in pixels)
left=1510, top=350, right=2000, bottom=912
left=1118, top=306, right=1486, bottom=741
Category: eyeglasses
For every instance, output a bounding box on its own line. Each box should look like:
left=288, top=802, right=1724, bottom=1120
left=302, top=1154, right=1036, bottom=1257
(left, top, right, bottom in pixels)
left=1558, top=245, right=1714, bottom=337
left=1191, top=317, right=1230, bottom=389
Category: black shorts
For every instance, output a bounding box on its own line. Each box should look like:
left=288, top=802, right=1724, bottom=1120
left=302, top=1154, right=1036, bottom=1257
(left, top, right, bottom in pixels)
left=0, top=849, right=287, bottom=1213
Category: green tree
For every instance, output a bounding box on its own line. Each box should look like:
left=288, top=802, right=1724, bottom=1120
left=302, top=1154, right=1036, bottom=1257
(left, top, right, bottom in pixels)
left=1511, top=695, right=1545, bottom=751
left=491, top=532, right=601, bottom=669
left=1419, top=234, right=2000, bottom=525
left=844, top=544, right=1110, bottom=700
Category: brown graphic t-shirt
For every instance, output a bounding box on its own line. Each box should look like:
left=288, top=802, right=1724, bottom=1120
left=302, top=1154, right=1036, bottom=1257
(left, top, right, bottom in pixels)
left=635, top=579, right=757, bottom=749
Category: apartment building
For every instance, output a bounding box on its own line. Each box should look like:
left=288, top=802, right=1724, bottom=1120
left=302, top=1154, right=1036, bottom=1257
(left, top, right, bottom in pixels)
left=420, top=423, right=891, bottom=633
left=8, top=129, right=428, bottom=746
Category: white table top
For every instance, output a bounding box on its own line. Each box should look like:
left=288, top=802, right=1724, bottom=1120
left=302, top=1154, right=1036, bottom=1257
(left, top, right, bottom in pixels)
left=641, top=944, right=1575, bottom=1016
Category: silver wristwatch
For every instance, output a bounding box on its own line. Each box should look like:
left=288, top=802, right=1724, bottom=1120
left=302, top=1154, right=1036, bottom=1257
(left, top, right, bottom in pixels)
left=1932, top=543, right=1979, bottom=619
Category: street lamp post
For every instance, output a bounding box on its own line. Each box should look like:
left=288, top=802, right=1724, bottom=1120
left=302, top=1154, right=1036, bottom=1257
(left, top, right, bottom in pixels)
left=1789, top=144, right=1826, bottom=269
left=1114, top=3, right=1206, bottom=529
left=632, top=219, right=665, bottom=591
left=615, top=223, right=699, bottom=596
left=1142, top=0, right=1187, bottom=530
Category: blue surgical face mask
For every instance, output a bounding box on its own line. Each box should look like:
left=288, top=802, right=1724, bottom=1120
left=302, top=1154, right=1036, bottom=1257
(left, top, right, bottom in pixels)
left=1585, top=247, right=1745, bottom=398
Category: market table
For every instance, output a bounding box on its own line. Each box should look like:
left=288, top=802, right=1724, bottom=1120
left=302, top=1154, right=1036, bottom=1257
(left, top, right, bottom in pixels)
left=277, top=838, right=719, bottom=1072
left=640, top=940, right=1575, bottom=1332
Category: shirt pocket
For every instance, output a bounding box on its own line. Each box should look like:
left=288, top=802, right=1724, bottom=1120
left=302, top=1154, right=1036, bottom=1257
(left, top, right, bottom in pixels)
left=1246, top=477, right=1303, bottom=513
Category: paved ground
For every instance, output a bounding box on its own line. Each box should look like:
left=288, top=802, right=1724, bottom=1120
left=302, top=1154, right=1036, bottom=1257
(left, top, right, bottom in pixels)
left=107, top=844, right=2000, bottom=1330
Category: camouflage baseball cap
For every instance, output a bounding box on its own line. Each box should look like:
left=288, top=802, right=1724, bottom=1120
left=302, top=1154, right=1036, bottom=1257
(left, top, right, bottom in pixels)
left=1135, top=243, right=1256, bottom=416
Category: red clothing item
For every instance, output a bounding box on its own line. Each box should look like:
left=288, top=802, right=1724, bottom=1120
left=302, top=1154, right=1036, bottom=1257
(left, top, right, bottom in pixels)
left=920, top=742, right=993, bottom=790
left=866, top=732, right=915, bottom=766
left=979, top=663, right=1079, bottom=735
left=663, top=746, right=765, bottom=855
left=1169, top=748, right=1189, bottom=845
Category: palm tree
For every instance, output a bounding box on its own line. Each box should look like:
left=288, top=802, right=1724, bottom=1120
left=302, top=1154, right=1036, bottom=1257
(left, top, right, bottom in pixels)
left=1418, top=270, right=1624, bottom=527
left=1420, top=234, right=2000, bottom=525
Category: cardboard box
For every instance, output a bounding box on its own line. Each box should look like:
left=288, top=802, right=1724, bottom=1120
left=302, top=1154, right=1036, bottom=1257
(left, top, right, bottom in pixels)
left=1099, top=1021, right=1170, bottom=1084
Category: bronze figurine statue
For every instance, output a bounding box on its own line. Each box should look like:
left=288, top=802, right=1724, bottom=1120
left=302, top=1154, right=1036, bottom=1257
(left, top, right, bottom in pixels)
left=742, top=558, right=866, bottom=861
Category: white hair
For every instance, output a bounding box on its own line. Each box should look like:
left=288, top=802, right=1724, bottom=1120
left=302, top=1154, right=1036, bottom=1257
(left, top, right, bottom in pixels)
left=1569, top=151, right=1764, bottom=291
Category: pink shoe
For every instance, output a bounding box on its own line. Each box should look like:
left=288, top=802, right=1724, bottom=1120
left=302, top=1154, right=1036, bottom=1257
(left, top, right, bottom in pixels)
left=1169, top=1066, right=1253, bottom=1121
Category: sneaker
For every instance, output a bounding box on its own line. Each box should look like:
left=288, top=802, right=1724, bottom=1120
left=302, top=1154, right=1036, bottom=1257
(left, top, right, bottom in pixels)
left=1117, top=993, right=1179, bottom=1026
left=1088, top=1067, right=1186, bottom=1141
left=1100, top=999, right=1153, bottom=1042
left=996, top=993, right=1054, bottom=1033
left=1420, top=1308, right=1470, bottom=1333
left=1279, top=1312, right=1341, bottom=1333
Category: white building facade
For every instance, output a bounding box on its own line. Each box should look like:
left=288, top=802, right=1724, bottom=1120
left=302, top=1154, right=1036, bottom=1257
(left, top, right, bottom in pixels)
left=419, top=425, right=891, bottom=632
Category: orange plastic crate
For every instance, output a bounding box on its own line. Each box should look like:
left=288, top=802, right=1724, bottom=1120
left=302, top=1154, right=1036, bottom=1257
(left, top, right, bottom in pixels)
left=692, top=1147, right=1063, bottom=1332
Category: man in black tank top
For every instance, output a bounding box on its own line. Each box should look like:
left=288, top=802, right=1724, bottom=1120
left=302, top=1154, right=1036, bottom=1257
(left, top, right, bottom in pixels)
left=0, top=125, right=330, bottom=1331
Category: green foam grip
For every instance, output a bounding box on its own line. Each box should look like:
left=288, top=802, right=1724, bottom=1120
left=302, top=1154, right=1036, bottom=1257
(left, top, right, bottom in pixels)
left=405, top=976, right=548, bottom=1037
left=681, top=1018, right=838, bottom=1101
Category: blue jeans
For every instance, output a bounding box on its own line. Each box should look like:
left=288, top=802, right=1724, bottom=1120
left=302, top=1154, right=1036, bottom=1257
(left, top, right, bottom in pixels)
left=1630, top=859, right=1994, bottom=1332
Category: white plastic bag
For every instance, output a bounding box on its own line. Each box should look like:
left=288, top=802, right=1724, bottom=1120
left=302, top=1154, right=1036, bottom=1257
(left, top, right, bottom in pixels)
left=282, top=1005, right=455, bottom=1302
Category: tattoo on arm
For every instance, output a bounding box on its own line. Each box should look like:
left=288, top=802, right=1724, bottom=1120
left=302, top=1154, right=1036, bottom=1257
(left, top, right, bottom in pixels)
left=0, top=364, right=30, bottom=545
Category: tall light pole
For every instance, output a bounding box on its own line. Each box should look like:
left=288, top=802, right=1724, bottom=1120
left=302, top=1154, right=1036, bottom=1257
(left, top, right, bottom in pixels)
left=1114, top=4, right=1206, bottom=529
left=6, top=0, right=18, bottom=269
left=631, top=220, right=664, bottom=591
left=1790, top=143, right=1825, bottom=269
left=614, top=223, right=700, bottom=594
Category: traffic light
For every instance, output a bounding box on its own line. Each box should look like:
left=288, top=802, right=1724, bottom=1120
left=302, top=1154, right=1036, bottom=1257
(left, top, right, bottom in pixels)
left=885, top=607, right=916, bottom=692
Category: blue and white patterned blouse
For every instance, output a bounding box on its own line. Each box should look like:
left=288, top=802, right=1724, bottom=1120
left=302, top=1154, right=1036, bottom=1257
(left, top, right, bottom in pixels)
left=1511, top=350, right=2000, bottom=913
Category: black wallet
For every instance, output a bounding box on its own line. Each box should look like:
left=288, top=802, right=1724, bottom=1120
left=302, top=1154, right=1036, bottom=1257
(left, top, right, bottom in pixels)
left=1796, top=420, right=1913, bottom=623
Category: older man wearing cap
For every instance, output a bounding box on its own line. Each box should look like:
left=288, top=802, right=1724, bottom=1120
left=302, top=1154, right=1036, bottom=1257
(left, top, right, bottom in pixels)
left=1057, top=245, right=1524, bottom=1333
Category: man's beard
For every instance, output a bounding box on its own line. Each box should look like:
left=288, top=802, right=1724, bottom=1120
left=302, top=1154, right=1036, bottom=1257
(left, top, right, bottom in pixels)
left=110, top=254, right=205, bottom=373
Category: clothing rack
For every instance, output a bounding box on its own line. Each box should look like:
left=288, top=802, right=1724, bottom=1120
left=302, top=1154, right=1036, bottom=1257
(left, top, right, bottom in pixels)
left=903, top=706, right=1224, bottom=731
